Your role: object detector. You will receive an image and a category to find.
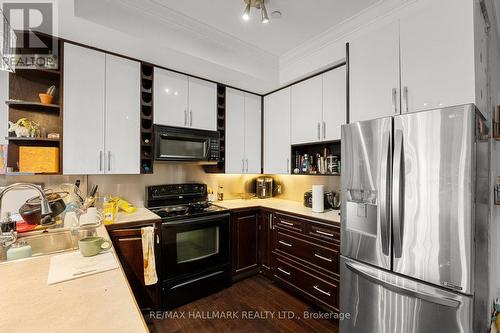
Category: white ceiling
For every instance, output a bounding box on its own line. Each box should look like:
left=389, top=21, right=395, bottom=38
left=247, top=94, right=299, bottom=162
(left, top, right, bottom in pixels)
left=150, top=0, right=380, bottom=56
left=71, top=0, right=382, bottom=93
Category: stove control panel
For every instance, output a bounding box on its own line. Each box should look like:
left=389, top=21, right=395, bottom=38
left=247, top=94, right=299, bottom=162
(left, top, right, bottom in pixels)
left=146, top=183, right=207, bottom=202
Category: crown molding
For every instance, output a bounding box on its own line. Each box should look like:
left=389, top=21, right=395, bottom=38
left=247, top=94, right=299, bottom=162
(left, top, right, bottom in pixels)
left=280, top=0, right=406, bottom=69
left=117, top=0, right=277, bottom=65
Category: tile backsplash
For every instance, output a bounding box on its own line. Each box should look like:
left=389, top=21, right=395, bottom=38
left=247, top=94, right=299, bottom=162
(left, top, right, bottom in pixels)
left=0, top=164, right=340, bottom=208
left=88, top=164, right=340, bottom=207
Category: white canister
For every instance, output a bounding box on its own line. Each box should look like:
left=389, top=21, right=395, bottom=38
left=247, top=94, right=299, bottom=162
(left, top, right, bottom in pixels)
left=312, top=185, right=324, bottom=213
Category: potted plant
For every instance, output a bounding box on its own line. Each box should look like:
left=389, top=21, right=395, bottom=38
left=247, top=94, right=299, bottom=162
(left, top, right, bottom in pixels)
left=39, top=85, right=56, bottom=104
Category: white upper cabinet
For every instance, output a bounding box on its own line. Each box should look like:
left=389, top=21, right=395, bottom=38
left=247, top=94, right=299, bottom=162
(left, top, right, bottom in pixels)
left=105, top=54, right=140, bottom=174
left=322, top=67, right=346, bottom=141
left=64, top=43, right=140, bottom=175
left=291, top=75, right=323, bottom=144
left=264, top=88, right=291, bottom=174
left=225, top=88, right=245, bottom=174
left=399, top=0, right=475, bottom=113
left=226, top=88, right=262, bottom=174
left=244, top=93, right=262, bottom=174
left=154, top=68, right=188, bottom=128
left=0, top=70, right=8, bottom=145
left=64, top=43, right=106, bottom=175
left=349, top=21, right=400, bottom=123
left=188, top=77, right=217, bottom=131
left=154, top=68, right=216, bottom=131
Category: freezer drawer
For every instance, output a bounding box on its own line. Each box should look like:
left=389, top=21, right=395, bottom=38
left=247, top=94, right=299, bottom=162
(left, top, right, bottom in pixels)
left=340, top=256, right=472, bottom=333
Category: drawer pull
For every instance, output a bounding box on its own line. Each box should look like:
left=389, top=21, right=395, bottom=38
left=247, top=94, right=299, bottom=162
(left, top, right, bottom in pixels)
left=315, top=230, right=334, bottom=237
left=280, top=221, right=294, bottom=227
left=278, top=267, right=291, bottom=276
left=314, top=253, right=333, bottom=262
left=313, top=285, right=331, bottom=297
left=279, top=240, right=292, bottom=247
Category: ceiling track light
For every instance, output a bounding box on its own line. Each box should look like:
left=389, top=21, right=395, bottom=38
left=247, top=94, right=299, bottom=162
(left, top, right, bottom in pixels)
left=242, top=2, right=251, bottom=21
left=242, top=0, right=271, bottom=24
left=261, top=3, right=269, bottom=23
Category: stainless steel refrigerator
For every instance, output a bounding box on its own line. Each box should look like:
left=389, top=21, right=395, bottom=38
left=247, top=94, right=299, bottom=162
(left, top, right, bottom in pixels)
left=340, top=104, right=490, bottom=333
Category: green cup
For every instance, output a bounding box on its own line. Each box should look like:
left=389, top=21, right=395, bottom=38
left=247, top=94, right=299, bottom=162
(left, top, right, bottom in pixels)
left=79, top=236, right=112, bottom=257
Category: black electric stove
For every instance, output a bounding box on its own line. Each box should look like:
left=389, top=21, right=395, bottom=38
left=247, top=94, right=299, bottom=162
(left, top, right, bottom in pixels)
left=146, top=183, right=227, bottom=220
left=145, top=183, right=231, bottom=310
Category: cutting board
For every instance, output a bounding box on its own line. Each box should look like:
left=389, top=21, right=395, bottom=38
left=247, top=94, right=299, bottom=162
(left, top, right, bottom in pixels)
left=47, top=251, right=119, bottom=285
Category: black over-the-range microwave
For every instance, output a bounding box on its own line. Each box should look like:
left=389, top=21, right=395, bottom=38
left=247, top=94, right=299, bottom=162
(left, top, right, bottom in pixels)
left=154, top=125, right=220, bottom=164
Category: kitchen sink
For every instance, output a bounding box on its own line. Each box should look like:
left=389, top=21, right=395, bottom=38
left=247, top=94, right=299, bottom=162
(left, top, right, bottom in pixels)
left=1, top=228, right=98, bottom=262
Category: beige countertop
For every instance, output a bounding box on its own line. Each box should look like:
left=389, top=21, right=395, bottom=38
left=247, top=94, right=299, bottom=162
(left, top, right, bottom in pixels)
left=215, top=198, right=341, bottom=223
left=0, top=226, right=149, bottom=333
left=114, top=207, right=161, bottom=225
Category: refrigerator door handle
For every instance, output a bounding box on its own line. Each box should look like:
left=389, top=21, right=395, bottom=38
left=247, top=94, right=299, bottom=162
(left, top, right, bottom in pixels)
left=345, top=261, right=460, bottom=308
left=379, top=132, right=391, bottom=256
left=392, top=130, right=405, bottom=258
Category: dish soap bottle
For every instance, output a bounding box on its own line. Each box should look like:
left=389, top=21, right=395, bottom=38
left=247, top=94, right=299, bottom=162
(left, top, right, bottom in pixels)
left=102, top=196, right=116, bottom=226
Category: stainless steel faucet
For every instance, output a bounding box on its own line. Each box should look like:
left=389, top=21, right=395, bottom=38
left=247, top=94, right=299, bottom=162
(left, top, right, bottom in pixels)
left=0, top=183, right=53, bottom=247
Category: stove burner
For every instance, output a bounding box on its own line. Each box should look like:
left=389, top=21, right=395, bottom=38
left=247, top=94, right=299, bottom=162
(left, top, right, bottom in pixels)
left=151, top=201, right=216, bottom=218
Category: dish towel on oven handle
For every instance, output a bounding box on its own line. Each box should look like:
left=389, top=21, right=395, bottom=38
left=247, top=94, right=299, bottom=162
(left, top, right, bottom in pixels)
left=141, top=226, right=158, bottom=285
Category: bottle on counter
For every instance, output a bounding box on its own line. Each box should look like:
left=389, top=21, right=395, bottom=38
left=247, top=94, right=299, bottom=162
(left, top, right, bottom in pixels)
left=102, top=196, right=116, bottom=226
left=217, top=186, right=224, bottom=201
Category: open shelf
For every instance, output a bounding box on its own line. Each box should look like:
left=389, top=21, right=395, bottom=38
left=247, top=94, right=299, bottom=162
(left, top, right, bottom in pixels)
left=204, top=84, right=226, bottom=174
left=6, top=31, right=63, bottom=175
left=6, top=137, right=60, bottom=143
left=6, top=100, right=60, bottom=111
left=140, top=63, right=154, bottom=174
left=291, top=140, right=341, bottom=176
left=14, top=68, right=60, bottom=76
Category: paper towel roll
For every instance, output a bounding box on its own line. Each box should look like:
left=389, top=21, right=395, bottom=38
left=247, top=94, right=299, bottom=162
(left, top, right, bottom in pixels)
left=312, top=185, right=324, bottom=213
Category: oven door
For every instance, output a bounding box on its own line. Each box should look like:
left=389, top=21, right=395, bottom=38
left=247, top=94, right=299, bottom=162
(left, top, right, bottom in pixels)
left=161, top=213, right=230, bottom=280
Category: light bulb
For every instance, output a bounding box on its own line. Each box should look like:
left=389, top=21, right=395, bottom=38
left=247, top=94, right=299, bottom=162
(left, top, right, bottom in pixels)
left=242, top=2, right=251, bottom=21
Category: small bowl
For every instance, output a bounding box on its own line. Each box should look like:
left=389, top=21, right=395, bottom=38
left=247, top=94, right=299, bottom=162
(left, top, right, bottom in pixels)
left=39, top=93, right=53, bottom=105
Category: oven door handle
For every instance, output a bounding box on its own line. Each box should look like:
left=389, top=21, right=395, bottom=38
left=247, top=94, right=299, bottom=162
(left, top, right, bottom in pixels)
left=162, top=212, right=230, bottom=226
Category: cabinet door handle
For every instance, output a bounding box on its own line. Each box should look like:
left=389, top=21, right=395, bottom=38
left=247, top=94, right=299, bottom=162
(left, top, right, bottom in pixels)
left=279, top=240, right=292, bottom=247
left=392, top=88, right=398, bottom=114
left=317, top=122, right=321, bottom=140
left=242, top=159, right=245, bottom=173
left=107, top=151, right=111, bottom=172
left=313, top=285, right=331, bottom=297
left=269, top=214, right=273, bottom=230
left=99, top=151, right=103, bottom=171
left=156, top=234, right=160, bottom=244
left=403, top=86, right=409, bottom=113
left=315, top=230, right=334, bottom=237
left=190, top=110, right=193, bottom=126
left=278, top=267, right=291, bottom=276
left=314, top=253, right=333, bottom=262
left=184, top=110, right=187, bottom=126
left=246, top=159, right=249, bottom=173
left=280, top=221, right=294, bottom=227
left=286, top=158, right=290, bottom=173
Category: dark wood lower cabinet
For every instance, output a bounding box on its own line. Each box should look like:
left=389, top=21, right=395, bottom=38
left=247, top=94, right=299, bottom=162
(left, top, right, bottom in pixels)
left=258, top=210, right=273, bottom=278
left=108, top=227, right=159, bottom=312
left=230, top=209, right=341, bottom=313
left=231, top=210, right=260, bottom=281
